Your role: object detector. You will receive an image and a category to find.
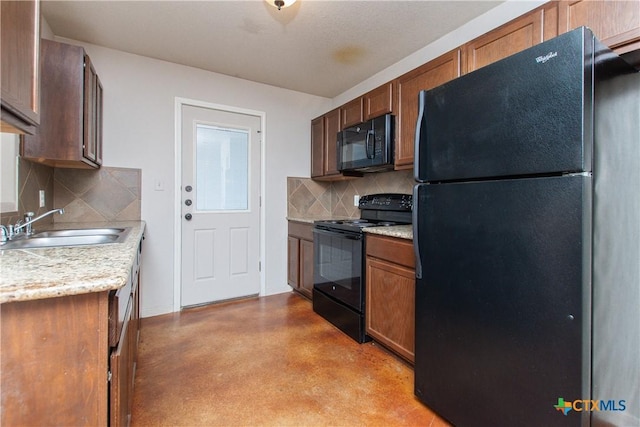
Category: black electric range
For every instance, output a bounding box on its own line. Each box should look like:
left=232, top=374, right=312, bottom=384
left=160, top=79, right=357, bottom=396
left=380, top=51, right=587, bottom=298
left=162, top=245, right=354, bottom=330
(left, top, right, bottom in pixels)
left=312, top=193, right=412, bottom=342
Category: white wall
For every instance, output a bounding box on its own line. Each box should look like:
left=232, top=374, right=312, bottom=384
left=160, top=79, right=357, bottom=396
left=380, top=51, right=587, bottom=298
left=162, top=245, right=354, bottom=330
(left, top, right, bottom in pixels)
left=54, top=38, right=331, bottom=317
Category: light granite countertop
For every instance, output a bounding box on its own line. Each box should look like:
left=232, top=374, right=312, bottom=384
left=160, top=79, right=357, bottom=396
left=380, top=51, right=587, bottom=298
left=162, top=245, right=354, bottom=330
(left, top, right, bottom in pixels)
left=0, top=221, right=146, bottom=304
left=364, top=224, right=413, bottom=240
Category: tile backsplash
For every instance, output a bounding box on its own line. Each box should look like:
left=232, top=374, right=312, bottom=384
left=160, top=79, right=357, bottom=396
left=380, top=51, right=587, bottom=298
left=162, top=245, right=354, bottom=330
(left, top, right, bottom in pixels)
left=54, top=167, right=141, bottom=222
left=287, top=170, right=414, bottom=219
left=1, top=159, right=141, bottom=227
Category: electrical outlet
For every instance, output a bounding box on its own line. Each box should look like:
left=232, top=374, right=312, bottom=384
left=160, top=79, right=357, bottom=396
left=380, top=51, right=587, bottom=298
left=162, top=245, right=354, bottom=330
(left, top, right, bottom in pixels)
left=39, top=190, right=46, bottom=208
left=353, top=195, right=360, bottom=207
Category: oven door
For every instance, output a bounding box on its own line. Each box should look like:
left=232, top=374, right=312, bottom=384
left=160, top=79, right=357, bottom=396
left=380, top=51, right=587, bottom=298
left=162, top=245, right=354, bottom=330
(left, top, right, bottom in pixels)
left=313, top=227, right=363, bottom=312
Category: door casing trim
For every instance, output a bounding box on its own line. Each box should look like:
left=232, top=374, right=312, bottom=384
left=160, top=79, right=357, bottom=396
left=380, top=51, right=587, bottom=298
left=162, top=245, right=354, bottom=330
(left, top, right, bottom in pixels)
left=173, top=97, right=266, bottom=312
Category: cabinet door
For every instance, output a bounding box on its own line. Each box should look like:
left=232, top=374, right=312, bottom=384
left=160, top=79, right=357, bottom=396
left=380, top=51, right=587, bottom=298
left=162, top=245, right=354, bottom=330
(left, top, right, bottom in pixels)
left=396, top=49, right=461, bottom=169
left=96, top=73, right=104, bottom=165
left=364, top=82, right=395, bottom=121
left=83, top=55, right=98, bottom=163
left=310, top=116, right=324, bottom=178
left=298, top=238, right=314, bottom=299
left=558, top=0, right=640, bottom=54
left=323, top=108, right=341, bottom=176
left=110, top=299, right=132, bottom=427
left=287, top=236, right=300, bottom=288
left=341, top=98, right=363, bottom=128
left=0, top=0, right=40, bottom=134
left=366, top=257, right=415, bottom=363
left=464, top=4, right=558, bottom=73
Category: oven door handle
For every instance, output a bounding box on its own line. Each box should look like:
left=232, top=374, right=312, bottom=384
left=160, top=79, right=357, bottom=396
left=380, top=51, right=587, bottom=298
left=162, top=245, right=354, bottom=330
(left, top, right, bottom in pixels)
left=313, top=228, right=363, bottom=240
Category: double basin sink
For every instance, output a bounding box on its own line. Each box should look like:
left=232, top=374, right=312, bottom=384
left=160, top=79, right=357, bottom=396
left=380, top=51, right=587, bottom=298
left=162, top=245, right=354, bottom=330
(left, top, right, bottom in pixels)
left=0, top=227, right=131, bottom=250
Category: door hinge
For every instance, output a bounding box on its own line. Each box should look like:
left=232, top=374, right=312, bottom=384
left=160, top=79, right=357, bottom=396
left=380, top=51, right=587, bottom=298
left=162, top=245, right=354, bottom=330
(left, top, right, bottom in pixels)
left=259, top=261, right=262, bottom=272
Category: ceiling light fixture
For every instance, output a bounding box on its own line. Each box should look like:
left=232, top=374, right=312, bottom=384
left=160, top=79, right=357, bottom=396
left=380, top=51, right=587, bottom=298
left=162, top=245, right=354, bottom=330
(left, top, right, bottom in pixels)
left=267, top=0, right=297, bottom=11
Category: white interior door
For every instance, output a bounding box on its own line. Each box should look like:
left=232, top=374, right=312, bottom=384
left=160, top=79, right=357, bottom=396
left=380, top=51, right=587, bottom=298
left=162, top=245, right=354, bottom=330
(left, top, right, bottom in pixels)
left=181, top=104, right=261, bottom=307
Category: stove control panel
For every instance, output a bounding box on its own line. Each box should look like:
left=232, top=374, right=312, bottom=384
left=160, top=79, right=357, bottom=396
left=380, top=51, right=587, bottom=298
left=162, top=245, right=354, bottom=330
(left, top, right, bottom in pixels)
left=359, top=193, right=412, bottom=211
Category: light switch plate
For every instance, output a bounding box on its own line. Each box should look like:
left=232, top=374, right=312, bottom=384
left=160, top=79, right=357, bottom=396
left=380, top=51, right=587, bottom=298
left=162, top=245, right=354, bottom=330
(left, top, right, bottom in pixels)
left=353, top=195, right=360, bottom=206
left=39, top=190, right=46, bottom=208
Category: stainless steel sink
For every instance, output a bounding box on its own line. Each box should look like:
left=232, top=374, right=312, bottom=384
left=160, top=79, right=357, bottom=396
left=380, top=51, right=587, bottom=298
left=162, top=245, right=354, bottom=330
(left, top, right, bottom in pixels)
left=32, top=227, right=126, bottom=238
left=0, top=227, right=131, bottom=250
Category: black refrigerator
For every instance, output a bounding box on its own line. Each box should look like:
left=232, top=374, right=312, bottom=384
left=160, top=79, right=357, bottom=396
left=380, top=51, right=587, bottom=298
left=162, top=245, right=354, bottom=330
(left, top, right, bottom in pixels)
left=413, top=27, right=640, bottom=427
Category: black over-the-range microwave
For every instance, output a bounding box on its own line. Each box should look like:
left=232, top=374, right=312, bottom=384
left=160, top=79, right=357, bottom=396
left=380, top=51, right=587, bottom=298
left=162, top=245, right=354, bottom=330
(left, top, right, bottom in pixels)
left=338, top=114, right=394, bottom=173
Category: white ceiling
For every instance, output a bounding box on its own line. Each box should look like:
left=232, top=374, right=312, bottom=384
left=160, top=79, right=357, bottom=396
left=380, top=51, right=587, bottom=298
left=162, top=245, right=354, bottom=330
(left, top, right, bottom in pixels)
left=41, top=0, right=504, bottom=98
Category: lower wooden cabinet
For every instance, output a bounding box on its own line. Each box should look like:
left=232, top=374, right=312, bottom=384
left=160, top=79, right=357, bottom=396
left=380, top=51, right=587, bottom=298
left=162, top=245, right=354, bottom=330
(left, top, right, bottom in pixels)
left=110, top=238, right=142, bottom=427
left=287, top=221, right=314, bottom=299
left=365, top=234, right=415, bottom=363
left=0, top=235, right=143, bottom=427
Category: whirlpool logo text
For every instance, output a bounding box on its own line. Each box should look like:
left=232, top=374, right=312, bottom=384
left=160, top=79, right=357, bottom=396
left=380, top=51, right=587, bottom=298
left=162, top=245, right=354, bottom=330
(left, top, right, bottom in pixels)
left=554, top=398, right=627, bottom=416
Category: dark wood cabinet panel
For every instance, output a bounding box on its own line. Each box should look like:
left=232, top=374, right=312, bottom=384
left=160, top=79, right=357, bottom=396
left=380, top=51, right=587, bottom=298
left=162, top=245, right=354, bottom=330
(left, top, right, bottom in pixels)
left=299, top=238, right=314, bottom=299
left=324, top=108, right=341, bottom=177
left=310, top=116, right=324, bottom=178
left=364, top=81, right=395, bottom=121
left=341, top=97, right=364, bottom=128
left=464, top=4, right=558, bottom=73
left=22, top=39, right=103, bottom=168
left=311, top=108, right=348, bottom=180
left=0, top=0, right=40, bottom=134
left=558, top=0, right=640, bottom=54
left=395, top=49, right=461, bottom=169
left=288, top=235, right=300, bottom=287
left=288, top=221, right=314, bottom=299
left=365, top=234, right=415, bottom=363
left=1, top=292, right=110, bottom=426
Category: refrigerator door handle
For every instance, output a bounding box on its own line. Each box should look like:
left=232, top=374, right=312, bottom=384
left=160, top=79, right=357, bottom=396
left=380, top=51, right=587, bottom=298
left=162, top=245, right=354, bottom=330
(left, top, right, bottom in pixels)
left=412, top=185, right=423, bottom=279
left=414, top=90, right=426, bottom=183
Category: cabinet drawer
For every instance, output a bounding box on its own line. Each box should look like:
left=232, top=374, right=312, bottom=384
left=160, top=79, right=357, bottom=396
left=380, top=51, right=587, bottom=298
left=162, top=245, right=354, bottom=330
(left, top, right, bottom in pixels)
left=288, top=221, right=314, bottom=241
left=366, top=234, right=415, bottom=269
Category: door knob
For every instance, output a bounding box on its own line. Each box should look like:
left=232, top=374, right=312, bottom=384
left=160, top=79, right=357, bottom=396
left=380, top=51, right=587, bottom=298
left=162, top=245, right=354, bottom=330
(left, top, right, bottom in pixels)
left=185, top=185, right=192, bottom=192
left=185, top=213, right=192, bottom=220
left=185, top=199, right=192, bottom=206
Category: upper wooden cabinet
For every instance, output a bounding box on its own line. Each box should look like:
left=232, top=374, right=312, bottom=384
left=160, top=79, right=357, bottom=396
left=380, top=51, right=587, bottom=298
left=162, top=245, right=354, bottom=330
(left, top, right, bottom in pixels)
left=311, top=108, right=344, bottom=180
left=464, top=3, right=558, bottom=73
left=395, top=49, right=462, bottom=169
left=341, top=98, right=364, bottom=128
left=0, top=0, right=40, bottom=134
left=341, top=82, right=396, bottom=129
left=364, top=82, right=395, bottom=121
left=23, top=39, right=103, bottom=169
left=311, top=116, right=325, bottom=178
left=558, top=0, right=640, bottom=54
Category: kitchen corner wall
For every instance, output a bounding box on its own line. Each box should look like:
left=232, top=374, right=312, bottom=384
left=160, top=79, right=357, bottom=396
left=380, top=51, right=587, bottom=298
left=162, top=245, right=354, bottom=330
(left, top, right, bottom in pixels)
left=287, top=170, right=415, bottom=219
left=0, top=158, right=55, bottom=227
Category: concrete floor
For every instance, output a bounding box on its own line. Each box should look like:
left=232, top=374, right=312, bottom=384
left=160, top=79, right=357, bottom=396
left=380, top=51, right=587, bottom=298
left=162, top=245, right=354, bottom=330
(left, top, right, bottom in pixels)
left=131, top=292, right=451, bottom=426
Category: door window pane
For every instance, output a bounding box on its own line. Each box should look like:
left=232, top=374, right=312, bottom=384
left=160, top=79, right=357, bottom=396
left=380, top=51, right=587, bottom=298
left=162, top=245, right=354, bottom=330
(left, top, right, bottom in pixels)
left=196, top=124, right=249, bottom=211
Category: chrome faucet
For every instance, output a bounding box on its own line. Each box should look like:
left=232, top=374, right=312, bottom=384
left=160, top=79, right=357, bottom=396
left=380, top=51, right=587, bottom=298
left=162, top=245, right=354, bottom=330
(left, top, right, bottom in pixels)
left=0, top=225, right=9, bottom=243
left=13, top=208, right=65, bottom=237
